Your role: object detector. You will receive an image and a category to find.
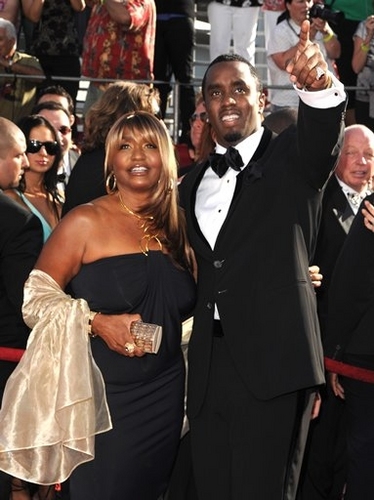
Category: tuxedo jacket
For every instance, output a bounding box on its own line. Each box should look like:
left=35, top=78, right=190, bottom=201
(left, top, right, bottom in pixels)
left=62, top=147, right=106, bottom=216
left=179, top=100, right=346, bottom=417
left=313, top=175, right=355, bottom=334
left=0, top=193, right=43, bottom=387
left=324, top=192, right=374, bottom=361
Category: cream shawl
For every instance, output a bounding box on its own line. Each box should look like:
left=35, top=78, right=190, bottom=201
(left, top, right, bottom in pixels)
left=0, top=269, right=112, bottom=484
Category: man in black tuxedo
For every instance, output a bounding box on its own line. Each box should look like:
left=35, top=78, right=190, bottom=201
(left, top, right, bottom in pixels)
left=298, top=125, right=374, bottom=499
left=0, top=117, right=43, bottom=499
left=322, top=194, right=374, bottom=498
left=179, top=20, right=346, bottom=500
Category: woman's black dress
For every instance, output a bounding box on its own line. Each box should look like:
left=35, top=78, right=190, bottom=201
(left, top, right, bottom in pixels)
left=68, top=251, right=196, bottom=500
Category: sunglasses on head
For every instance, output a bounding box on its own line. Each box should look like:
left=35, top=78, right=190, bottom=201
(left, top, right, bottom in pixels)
left=190, top=112, right=207, bottom=123
left=27, top=140, right=59, bottom=155
left=59, top=125, right=71, bottom=135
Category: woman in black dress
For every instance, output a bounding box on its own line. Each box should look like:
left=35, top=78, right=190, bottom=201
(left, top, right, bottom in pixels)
left=14, top=111, right=196, bottom=499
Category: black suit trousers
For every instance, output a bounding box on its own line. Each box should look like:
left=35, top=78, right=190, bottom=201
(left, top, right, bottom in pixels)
left=189, top=337, right=316, bottom=500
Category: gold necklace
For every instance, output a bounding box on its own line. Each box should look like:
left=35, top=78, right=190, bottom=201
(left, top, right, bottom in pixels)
left=118, top=191, right=163, bottom=256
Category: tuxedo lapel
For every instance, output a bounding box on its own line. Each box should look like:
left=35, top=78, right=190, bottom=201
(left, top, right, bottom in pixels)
left=329, top=178, right=355, bottom=235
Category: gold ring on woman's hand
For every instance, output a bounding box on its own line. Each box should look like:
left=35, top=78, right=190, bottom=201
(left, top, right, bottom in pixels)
left=124, top=342, right=135, bottom=354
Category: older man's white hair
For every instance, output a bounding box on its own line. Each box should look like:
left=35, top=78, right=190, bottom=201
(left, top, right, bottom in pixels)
left=0, top=18, right=17, bottom=42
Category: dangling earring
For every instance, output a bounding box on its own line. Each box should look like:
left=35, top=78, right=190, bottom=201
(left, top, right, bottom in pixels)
left=106, top=171, right=117, bottom=194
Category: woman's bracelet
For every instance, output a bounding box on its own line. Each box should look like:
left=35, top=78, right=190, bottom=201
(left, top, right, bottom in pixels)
left=361, top=42, right=370, bottom=53
left=323, top=32, right=334, bottom=43
left=88, top=311, right=100, bottom=337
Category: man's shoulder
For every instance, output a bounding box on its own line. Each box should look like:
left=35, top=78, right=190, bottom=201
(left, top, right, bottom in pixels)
left=0, top=192, right=33, bottom=224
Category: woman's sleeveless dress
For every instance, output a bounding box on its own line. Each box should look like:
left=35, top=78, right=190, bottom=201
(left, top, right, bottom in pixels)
left=68, top=251, right=196, bottom=500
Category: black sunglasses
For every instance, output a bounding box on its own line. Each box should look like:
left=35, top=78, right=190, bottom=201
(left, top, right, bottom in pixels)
left=190, top=112, right=207, bottom=123
left=27, top=140, right=59, bottom=155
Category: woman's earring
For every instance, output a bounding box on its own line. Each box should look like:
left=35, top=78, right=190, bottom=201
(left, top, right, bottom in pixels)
left=105, top=171, right=117, bottom=194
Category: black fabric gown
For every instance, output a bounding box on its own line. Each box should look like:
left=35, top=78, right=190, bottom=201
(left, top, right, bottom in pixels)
left=68, top=251, right=196, bottom=500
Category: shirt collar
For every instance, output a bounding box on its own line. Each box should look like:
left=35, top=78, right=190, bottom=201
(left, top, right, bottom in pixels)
left=215, top=127, right=265, bottom=168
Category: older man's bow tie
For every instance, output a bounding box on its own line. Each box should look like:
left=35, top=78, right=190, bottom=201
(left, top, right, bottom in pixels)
left=346, top=190, right=371, bottom=207
left=209, top=146, right=244, bottom=178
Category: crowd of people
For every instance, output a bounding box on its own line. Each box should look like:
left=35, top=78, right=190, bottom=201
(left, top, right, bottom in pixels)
left=1, top=1, right=374, bottom=500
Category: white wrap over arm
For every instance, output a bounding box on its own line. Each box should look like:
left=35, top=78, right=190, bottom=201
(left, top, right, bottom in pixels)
left=0, top=269, right=112, bottom=484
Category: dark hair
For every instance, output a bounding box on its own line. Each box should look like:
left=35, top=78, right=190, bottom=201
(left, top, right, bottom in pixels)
left=36, top=85, right=75, bottom=115
left=32, top=101, right=71, bottom=121
left=17, top=115, right=63, bottom=212
left=202, top=53, right=263, bottom=98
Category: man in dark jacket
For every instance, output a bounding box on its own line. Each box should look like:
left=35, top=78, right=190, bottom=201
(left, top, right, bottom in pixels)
left=179, top=20, right=346, bottom=500
left=0, top=117, right=43, bottom=499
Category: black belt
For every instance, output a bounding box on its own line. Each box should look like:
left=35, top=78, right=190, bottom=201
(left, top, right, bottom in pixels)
left=213, top=320, right=224, bottom=337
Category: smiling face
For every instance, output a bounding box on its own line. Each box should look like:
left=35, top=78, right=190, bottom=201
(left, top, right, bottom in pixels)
left=111, top=132, right=163, bottom=194
left=335, top=126, right=374, bottom=193
left=26, top=125, right=57, bottom=175
left=203, top=60, right=265, bottom=148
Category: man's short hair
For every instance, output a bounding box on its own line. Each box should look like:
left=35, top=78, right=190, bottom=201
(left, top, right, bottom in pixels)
left=36, top=85, right=75, bottom=115
left=202, top=53, right=263, bottom=99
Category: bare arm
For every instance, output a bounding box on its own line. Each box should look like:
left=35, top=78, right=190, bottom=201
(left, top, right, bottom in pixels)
left=21, top=0, right=44, bottom=23
left=310, top=18, right=341, bottom=60
left=103, top=0, right=131, bottom=27
left=0, top=58, right=44, bottom=79
left=70, top=0, right=86, bottom=12
left=271, top=45, right=299, bottom=71
left=35, top=206, right=144, bottom=357
left=352, top=16, right=374, bottom=74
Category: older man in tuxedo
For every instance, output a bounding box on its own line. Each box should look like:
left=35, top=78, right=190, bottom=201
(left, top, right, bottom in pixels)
left=298, top=124, right=374, bottom=499
left=0, top=117, right=43, bottom=499
left=179, top=20, right=347, bottom=500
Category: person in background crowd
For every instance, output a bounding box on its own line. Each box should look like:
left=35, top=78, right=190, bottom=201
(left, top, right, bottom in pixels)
left=262, top=106, right=298, bottom=134
left=325, top=0, right=373, bottom=125
left=0, top=117, right=44, bottom=500
left=207, top=0, right=261, bottom=66
left=267, top=0, right=340, bottom=111
left=4, top=115, right=63, bottom=243
left=21, top=0, right=85, bottom=108
left=178, top=19, right=346, bottom=498
left=352, top=14, right=374, bottom=130
left=153, top=0, right=195, bottom=145
left=0, top=19, right=44, bottom=122
left=62, top=81, right=160, bottom=215
left=298, top=124, right=374, bottom=500
left=80, top=0, right=155, bottom=114
left=32, top=101, right=80, bottom=191
left=324, top=194, right=374, bottom=500
left=0, top=111, right=196, bottom=500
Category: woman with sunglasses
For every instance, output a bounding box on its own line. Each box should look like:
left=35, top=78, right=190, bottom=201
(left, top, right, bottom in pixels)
left=4, top=115, right=63, bottom=242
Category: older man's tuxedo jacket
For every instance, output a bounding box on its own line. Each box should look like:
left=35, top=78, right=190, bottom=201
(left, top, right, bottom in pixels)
left=179, top=100, right=346, bottom=418
left=313, top=175, right=355, bottom=335
left=324, top=192, right=374, bottom=361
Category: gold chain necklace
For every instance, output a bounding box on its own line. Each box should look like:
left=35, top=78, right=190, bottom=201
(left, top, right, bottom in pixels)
left=118, top=191, right=163, bottom=256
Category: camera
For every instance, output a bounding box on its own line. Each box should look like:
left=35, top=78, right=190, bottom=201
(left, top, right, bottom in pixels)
left=308, top=4, right=345, bottom=26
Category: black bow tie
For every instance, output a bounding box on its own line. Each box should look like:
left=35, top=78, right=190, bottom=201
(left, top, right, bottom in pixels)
left=209, top=146, right=244, bottom=178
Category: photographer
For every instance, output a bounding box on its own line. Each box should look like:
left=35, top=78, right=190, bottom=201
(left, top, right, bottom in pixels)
left=267, top=0, right=340, bottom=111
left=352, top=14, right=374, bottom=130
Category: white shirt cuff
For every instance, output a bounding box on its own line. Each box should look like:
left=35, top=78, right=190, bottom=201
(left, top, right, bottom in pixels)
left=295, top=74, right=346, bottom=109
